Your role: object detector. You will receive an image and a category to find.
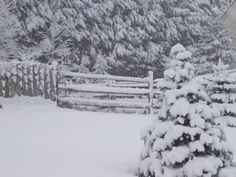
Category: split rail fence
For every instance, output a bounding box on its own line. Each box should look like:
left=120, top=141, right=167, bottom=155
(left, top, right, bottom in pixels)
left=1, top=62, right=236, bottom=113
left=57, top=71, right=162, bottom=113
left=0, top=62, right=162, bottom=114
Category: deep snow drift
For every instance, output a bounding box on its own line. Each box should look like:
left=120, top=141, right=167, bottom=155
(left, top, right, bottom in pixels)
left=0, top=97, right=236, bottom=177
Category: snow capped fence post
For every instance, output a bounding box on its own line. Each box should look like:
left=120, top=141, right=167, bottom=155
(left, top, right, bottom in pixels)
left=43, top=65, right=49, bottom=99
left=15, top=64, right=22, bottom=96
left=49, top=67, right=53, bottom=100
left=148, top=71, right=154, bottom=114
left=22, top=65, right=27, bottom=96
left=27, top=66, right=33, bottom=96
left=38, top=65, right=44, bottom=96
left=55, top=64, right=60, bottom=106
left=0, top=71, right=3, bottom=97
left=50, top=62, right=58, bottom=101
left=8, top=69, right=15, bottom=97
left=32, top=64, right=38, bottom=97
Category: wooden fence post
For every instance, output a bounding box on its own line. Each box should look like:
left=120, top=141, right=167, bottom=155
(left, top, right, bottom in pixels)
left=22, top=65, right=27, bottom=95
left=50, top=61, right=58, bottom=101
left=0, top=72, right=3, bottom=97
left=44, top=65, right=48, bottom=98
left=9, top=70, right=14, bottom=97
left=53, top=62, right=59, bottom=105
left=15, top=64, right=21, bottom=96
left=49, top=67, right=54, bottom=100
left=32, top=64, right=37, bottom=97
left=148, top=71, right=154, bottom=114
left=27, top=66, right=33, bottom=96
left=56, top=70, right=59, bottom=106
left=38, top=64, right=43, bottom=96
left=108, top=80, right=112, bottom=100
left=4, top=73, right=9, bottom=97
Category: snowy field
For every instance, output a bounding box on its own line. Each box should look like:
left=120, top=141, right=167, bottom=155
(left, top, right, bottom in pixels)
left=0, top=97, right=236, bottom=177
left=0, top=97, right=152, bottom=177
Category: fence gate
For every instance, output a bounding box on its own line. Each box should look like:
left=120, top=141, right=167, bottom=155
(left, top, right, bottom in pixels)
left=57, top=71, right=162, bottom=114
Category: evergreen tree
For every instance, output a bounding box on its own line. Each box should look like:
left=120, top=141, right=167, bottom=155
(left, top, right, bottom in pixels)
left=190, top=20, right=235, bottom=75
left=10, top=0, right=235, bottom=77
left=210, top=0, right=233, bottom=15
left=0, top=0, right=21, bottom=61
left=11, top=0, right=68, bottom=62
left=156, top=43, right=193, bottom=91
left=207, top=59, right=236, bottom=127
left=137, top=44, right=234, bottom=177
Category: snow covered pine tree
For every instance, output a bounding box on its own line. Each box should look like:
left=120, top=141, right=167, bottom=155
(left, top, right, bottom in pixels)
left=0, top=0, right=21, bottom=61
left=11, top=0, right=234, bottom=77
left=156, top=43, right=193, bottom=92
left=137, top=44, right=235, bottom=177
left=207, top=59, right=236, bottom=127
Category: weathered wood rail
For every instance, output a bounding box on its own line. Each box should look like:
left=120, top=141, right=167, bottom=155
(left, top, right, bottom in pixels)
left=57, top=71, right=162, bottom=114
left=2, top=62, right=235, bottom=114
left=0, top=62, right=162, bottom=114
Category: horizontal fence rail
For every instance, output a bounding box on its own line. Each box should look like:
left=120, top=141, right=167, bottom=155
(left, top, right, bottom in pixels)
left=59, top=85, right=152, bottom=95
left=60, top=71, right=150, bottom=83
left=1, top=61, right=236, bottom=114
left=57, top=71, right=162, bottom=114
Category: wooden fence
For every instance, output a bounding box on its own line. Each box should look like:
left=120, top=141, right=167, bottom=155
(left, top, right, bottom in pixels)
left=57, top=71, right=162, bottom=114
left=1, top=62, right=236, bottom=114
left=0, top=62, right=57, bottom=100
left=0, top=62, right=162, bottom=113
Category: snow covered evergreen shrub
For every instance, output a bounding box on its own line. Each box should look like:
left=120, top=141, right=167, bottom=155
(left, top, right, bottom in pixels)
left=137, top=44, right=234, bottom=177
left=207, top=59, right=236, bottom=127
left=156, top=43, right=194, bottom=91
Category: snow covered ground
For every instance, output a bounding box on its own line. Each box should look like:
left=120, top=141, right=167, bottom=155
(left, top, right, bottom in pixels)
left=0, top=97, right=152, bottom=177
left=0, top=97, right=236, bottom=177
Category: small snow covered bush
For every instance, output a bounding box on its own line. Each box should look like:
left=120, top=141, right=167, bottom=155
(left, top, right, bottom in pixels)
left=137, top=44, right=235, bottom=177
left=156, top=43, right=194, bottom=92
left=207, top=59, right=236, bottom=127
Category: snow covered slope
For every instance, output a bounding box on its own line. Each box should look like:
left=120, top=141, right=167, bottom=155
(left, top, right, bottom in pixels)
left=0, top=97, right=152, bottom=177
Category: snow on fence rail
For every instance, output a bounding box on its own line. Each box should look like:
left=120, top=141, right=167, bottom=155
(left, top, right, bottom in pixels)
left=2, top=61, right=235, bottom=114
left=57, top=71, right=162, bottom=114
left=0, top=62, right=57, bottom=100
